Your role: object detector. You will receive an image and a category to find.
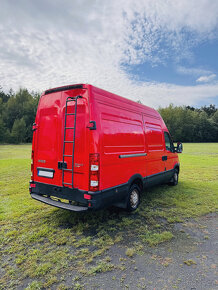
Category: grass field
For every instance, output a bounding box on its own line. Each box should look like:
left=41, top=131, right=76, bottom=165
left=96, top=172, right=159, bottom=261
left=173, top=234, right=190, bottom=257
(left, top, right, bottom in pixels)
left=0, top=143, right=217, bottom=289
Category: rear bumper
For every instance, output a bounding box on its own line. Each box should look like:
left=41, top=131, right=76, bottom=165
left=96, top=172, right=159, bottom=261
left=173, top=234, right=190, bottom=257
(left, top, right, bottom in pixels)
left=29, top=181, right=128, bottom=211
left=31, top=193, right=88, bottom=212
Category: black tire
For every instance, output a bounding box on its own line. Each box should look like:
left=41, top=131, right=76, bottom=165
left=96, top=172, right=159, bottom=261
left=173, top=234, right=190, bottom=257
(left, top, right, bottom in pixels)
left=169, top=168, right=179, bottom=186
left=126, top=184, right=141, bottom=211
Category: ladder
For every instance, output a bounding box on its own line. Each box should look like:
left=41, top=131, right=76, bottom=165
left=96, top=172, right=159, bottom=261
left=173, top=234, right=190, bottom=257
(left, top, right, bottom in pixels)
left=62, top=95, right=82, bottom=187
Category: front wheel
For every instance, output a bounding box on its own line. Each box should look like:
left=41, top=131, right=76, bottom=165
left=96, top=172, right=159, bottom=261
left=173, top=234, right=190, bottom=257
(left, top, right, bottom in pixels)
left=169, top=168, right=179, bottom=186
left=126, top=184, right=141, bottom=211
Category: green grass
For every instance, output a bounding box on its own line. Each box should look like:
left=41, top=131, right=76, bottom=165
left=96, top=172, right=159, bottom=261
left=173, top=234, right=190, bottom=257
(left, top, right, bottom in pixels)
left=183, top=259, right=197, bottom=266
left=125, top=248, right=135, bottom=257
left=140, top=230, right=174, bottom=246
left=0, top=143, right=217, bottom=289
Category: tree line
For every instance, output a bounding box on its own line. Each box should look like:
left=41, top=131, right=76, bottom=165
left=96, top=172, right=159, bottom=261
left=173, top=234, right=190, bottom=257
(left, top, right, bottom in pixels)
left=159, top=104, right=218, bottom=142
left=0, top=87, right=217, bottom=143
left=0, top=87, right=40, bottom=143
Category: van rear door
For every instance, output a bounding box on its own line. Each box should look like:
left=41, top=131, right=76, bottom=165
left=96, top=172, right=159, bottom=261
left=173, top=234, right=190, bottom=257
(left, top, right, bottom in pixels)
left=61, top=89, right=89, bottom=190
left=34, top=91, right=63, bottom=186
left=34, top=87, right=89, bottom=190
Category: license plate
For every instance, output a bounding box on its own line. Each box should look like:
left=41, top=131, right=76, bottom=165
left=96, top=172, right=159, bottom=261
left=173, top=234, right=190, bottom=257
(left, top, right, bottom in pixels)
left=37, top=168, right=54, bottom=178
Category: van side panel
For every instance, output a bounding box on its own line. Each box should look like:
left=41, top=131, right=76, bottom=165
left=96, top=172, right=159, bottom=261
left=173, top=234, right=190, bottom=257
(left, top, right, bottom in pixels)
left=90, top=88, right=147, bottom=190
left=100, top=104, right=145, bottom=189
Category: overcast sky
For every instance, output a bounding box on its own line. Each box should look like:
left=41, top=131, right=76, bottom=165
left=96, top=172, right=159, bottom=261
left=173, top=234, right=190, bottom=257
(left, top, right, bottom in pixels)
left=0, top=0, right=218, bottom=108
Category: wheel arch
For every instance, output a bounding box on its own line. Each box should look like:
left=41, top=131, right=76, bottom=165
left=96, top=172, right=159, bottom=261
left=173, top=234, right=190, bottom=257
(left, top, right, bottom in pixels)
left=128, top=174, right=144, bottom=192
left=174, top=163, right=180, bottom=173
left=112, top=174, right=144, bottom=209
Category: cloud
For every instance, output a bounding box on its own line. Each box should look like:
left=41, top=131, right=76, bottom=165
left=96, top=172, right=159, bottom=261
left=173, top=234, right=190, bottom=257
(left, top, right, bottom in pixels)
left=176, top=66, right=213, bottom=77
left=0, top=0, right=218, bottom=107
left=196, top=74, right=216, bottom=83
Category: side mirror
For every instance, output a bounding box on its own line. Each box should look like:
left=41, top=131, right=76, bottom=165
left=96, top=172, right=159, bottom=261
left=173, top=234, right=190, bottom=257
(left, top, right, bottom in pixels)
left=177, top=142, right=183, bottom=153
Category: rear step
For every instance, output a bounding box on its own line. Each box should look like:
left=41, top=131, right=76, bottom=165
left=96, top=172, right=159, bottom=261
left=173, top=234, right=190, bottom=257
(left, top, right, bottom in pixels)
left=31, top=193, right=88, bottom=212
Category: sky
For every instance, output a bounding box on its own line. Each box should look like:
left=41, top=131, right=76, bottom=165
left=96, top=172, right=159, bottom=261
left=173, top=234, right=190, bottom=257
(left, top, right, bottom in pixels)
left=0, top=0, right=218, bottom=108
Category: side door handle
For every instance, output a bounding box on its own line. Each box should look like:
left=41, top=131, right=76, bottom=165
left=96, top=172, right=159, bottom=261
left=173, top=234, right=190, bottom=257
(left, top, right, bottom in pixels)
left=162, top=155, right=167, bottom=161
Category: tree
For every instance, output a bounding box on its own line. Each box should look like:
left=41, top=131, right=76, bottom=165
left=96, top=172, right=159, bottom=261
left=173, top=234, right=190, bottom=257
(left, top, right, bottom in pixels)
left=201, top=104, right=216, bottom=116
left=11, top=118, right=27, bottom=144
left=0, top=118, right=6, bottom=142
left=0, top=87, right=40, bottom=143
left=0, top=87, right=10, bottom=103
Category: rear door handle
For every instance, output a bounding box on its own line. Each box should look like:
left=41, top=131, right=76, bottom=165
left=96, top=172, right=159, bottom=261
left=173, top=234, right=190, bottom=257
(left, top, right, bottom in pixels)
left=58, top=161, right=67, bottom=169
left=162, top=155, right=167, bottom=161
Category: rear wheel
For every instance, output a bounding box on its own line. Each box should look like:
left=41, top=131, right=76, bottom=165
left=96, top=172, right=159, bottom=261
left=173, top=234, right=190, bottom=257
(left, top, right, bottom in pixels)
left=169, top=168, right=179, bottom=186
left=126, top=184, right=141, bottom=211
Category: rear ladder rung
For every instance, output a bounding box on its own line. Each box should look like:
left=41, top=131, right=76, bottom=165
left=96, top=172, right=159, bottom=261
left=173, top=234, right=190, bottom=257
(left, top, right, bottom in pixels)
left=63, top=169, right=72, bottom=171
left=66, top=98, right=76, bottom=102
left=64, top=141, right=74, bottom=143
left=63, top=182, right=72, bottom=185
left=65, top=127, right=74, bottom=129
left=63, top=154, right=72, bottom=157
left=66, top=113, right=75, bottom=115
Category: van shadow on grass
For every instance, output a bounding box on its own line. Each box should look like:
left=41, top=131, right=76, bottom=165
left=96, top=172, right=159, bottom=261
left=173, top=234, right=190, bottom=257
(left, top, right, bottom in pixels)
left=47, top=176, right=216, bottom=250
left=48, top=183, right=187, bottom=245
left=49, top=185, right=164, bottom=229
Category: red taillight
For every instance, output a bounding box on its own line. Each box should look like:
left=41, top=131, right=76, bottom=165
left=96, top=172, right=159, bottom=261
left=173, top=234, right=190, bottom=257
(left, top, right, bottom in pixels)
left=89, top=153, right=100, bottom=192
left=84, top=194, right=92, bottom=200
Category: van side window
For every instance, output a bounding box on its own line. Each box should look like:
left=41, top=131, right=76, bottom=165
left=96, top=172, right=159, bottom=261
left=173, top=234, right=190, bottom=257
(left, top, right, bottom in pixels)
left=164, top=132, right=174, bottom=152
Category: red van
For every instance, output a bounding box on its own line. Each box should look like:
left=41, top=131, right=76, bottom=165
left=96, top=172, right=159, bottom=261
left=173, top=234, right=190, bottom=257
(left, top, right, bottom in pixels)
left=30, top=84, right=182, bottom=212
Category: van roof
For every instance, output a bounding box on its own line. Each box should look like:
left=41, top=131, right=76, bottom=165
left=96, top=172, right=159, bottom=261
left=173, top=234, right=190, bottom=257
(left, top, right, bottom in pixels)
left=42, top=83, right=161, bottom=120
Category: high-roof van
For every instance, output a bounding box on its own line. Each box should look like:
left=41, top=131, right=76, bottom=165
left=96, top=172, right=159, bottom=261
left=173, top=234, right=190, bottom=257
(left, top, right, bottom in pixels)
left=30, top=84, right=182, bottom=212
